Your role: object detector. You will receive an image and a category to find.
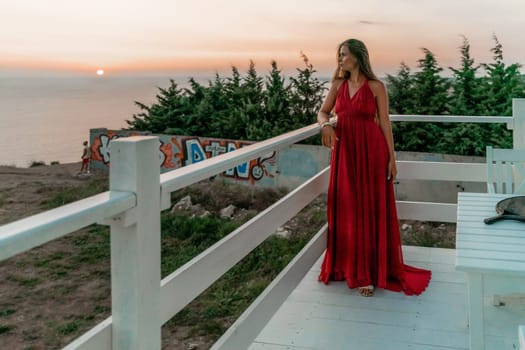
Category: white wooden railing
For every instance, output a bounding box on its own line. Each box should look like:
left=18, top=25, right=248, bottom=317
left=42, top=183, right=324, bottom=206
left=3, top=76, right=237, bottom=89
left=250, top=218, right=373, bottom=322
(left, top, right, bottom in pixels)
left=0, top=98, right=524, bottom=350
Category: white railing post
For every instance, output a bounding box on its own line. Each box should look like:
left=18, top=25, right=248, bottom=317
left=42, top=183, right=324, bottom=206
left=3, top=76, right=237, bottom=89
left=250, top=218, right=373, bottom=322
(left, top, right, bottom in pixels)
left=513, top=98, right=525, bottom=149
left=108, top=136, right=161, bottom=350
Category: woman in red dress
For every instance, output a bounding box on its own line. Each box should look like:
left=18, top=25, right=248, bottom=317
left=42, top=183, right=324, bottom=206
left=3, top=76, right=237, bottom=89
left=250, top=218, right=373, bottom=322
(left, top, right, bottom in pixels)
left=317, top=39, right=431, bottom=297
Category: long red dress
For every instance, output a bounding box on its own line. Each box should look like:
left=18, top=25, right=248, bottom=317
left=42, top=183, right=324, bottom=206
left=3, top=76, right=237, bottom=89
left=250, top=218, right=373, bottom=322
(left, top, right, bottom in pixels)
left=318, top=79, right=431, bottom=296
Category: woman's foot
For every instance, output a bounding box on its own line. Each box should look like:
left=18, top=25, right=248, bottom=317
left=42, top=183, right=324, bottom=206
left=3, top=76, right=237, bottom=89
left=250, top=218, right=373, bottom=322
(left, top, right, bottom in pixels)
left=358, top=285, right=374, bottom=297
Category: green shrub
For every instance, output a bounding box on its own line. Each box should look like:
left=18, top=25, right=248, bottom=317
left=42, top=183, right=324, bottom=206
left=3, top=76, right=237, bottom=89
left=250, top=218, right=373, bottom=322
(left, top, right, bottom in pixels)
left=29, top=160, right=46, bottom=167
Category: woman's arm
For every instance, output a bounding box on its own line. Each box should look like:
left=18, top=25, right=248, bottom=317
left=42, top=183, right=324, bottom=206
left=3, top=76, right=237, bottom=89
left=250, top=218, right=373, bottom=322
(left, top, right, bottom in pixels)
left=370, top=80, right=397, bottom=180
left=318, top=80, right=342, bottom=148
left=317, top=81, right=340, bottom=124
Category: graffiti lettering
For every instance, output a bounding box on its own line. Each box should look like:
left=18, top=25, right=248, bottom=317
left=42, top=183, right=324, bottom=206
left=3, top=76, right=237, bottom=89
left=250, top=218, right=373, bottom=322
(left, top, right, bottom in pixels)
left=171, top=137, right=184, bottom=168
left=90, top=130, right=277, bottom=184
left=184, top=139, right=206, bottom=165
left=224, top=142, right=250, bottom=178
left=205, top=142, right=227, bottom=157
left=98, top=134, right=119, bottom=164
left=160, top=140, right=179, bottom=168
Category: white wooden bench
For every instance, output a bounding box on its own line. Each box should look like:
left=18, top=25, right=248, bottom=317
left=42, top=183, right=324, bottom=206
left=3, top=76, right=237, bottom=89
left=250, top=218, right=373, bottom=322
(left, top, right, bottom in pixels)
left=456, top=192, right=525, bottom=350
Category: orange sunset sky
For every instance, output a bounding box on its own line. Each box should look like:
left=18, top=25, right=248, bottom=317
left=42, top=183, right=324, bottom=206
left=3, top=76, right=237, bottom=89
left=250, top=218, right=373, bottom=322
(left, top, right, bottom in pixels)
left=1, top=0, right=524, bottom=77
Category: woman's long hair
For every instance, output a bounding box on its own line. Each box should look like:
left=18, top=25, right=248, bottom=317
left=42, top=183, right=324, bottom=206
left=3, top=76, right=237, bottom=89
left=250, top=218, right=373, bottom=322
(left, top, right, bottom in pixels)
left=332, top=39, right=378, bottom=82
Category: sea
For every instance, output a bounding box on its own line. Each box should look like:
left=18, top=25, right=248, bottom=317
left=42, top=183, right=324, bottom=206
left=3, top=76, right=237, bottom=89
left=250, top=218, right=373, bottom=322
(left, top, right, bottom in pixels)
left=0, top=74, right=197, bottom=167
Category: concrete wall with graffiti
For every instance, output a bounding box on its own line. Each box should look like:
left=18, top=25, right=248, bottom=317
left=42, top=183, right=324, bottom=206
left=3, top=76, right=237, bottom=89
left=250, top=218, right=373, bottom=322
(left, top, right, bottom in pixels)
left=89, top=128, right=331, bottom=189
left=89, top=128, right=487, bottom=201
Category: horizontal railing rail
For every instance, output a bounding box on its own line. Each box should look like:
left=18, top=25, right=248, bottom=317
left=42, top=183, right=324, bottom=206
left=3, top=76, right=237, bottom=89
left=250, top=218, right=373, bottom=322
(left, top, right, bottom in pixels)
left=0, top=191, right=136, bottom=261
left=390, top=114, right=514, bottom=128
left=159, top=123, right=320, bottom=209
left=397, top=161, right=486, bottom=182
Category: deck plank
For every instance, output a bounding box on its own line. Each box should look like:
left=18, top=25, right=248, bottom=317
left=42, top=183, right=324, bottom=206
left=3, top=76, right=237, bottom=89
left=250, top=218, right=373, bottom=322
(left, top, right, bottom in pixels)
left=247, top=246, right=520, bottom=350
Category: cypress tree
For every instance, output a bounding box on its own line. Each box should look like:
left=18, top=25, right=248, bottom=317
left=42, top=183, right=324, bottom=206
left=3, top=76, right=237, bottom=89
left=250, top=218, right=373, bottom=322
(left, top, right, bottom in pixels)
left=288, top=53, right=327, bottom=132
left=480, top=34, right=525, bottom=116
left=449, top=36, right=482, bottom=115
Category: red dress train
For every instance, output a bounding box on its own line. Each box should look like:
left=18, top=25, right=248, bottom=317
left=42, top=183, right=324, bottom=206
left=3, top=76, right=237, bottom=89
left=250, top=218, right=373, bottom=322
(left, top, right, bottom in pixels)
left=318, top=80, right=431, bottom=296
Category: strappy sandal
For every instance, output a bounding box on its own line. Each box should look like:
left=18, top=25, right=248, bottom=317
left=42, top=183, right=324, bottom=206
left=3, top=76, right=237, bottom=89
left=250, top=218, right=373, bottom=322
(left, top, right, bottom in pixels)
left=358, top=285, right=374, bottom=297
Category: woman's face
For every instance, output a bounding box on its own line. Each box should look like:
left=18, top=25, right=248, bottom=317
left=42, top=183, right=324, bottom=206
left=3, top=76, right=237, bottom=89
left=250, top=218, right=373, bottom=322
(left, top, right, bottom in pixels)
left=338, top=45, right=358, bottom=72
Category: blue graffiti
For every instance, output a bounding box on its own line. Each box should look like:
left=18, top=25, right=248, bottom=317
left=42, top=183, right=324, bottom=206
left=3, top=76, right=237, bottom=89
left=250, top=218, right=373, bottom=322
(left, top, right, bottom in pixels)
left=224, top=142, right=249, bottom=178
left=185, top=139, right=206, bottom=165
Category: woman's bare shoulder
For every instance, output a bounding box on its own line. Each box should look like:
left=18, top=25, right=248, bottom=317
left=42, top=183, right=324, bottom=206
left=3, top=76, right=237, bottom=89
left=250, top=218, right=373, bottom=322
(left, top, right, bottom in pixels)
left=368, top=79, right=385, bottom=89
left=329, top=78, right=345, bottom=92
left=368, top=79, right=386, bottom=95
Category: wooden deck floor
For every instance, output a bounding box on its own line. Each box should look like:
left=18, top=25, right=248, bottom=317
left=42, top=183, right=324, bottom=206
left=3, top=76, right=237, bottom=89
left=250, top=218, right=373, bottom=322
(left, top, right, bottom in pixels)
left=248, top=246, right=521, bottom=350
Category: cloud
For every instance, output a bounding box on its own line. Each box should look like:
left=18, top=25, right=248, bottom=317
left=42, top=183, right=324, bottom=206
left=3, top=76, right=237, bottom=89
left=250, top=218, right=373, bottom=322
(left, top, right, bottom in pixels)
left=359, top=20, right=378, bottom=25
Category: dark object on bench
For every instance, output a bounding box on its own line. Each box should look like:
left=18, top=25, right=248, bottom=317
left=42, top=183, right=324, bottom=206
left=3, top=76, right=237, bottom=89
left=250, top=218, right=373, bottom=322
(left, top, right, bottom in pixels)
left=484, top=196, right=525, bottom=224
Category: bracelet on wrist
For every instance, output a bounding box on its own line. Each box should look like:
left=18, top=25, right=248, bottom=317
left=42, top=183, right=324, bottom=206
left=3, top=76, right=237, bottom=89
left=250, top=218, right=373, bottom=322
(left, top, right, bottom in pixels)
left=319, top=121, right=332, bottom=129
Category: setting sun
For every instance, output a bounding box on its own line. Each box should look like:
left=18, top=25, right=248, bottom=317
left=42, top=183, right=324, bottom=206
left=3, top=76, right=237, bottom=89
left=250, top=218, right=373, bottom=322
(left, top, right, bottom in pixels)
left=96, top=69, right=104, bottom=76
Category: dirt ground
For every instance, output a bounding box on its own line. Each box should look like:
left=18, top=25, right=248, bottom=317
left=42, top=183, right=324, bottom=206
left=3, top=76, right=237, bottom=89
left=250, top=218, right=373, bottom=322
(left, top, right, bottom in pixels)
left=0, top=163, right=112, bottom=350
left=0, top=163, right=457, bottom=349
left=0, top=163, right=99, bottom=225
